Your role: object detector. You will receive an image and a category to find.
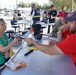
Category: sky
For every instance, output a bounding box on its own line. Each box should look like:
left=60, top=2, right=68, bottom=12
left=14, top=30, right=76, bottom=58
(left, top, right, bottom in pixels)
left=0, top=0, right=49, bottom=9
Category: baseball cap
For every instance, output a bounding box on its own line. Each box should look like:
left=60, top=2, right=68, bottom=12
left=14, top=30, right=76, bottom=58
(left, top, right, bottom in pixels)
left=64, top=11, right=76, bottom=22
left=58, top=11, right=67, bottom=17
left=31, top=4, right=35, bottom=8
left=50, top=5, right=54, bottom=8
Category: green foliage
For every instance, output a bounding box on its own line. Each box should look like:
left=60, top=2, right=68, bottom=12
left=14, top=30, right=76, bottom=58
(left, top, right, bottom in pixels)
left=41, top=3, right=50, bottom=10
left=0, top=8, right=7, bottom=12
left=30, top=2, right=41, bottom=9
left=49, top=0, right=76, bottom=11
left=3, top=8, right=7, bottom=11
left=18, top=1, right=50, bottom=10
left=18, top=0, right=76, bottom=11
left=18, top=1, right=26, bottom=8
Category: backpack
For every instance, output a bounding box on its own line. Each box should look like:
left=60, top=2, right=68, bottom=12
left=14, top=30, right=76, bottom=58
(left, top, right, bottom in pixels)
left=32, top=24, right=42, bottom=40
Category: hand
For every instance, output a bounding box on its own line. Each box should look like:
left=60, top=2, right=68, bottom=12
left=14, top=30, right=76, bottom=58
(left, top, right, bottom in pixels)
left=45, top=33, right=52, bottom=37
left=49, top=39, right=57, bottom=46
left=60, top=24, right=69, bottom=32
left=13, top=37, right=21, bottom=44
left=51, top=15, right=56, bottom=19
left=24, top=38, right=33, bottom=45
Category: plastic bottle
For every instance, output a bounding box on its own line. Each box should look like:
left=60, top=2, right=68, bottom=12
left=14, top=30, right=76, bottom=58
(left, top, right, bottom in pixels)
left=22, top=27, right=35, bottom=47
left=30, top=27, right=35, bottom=40
left=22, top=27, right=34, bottom=39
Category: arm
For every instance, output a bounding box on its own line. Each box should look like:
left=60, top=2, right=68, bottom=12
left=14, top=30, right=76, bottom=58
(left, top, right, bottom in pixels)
left=51, top=15, right=57, bottom=19
left=31, top=11, right=35, bottom=18
left=49, top=39, right=58, bottom=46
left=57, top=24, right=69, bottom=42
left=0, top=38, right=20, bottom=53
left=51, top=16, right=57, bottom=19
left=33, top=42, right=63, bottom=55
left=57, top=28, right=63, bottom=42
left=25, top=38, right=64, bottom=55
left=51, top=10, right=57, bottom=19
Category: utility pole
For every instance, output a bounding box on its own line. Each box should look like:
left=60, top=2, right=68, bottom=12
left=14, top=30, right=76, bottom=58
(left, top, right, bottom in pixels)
left=72, top=0, right=73, bottom=12
left=16, top=0, right=18, bottom=21
left=27, top=0, right=28, bottom=7
left=13, top=5, right=15, bottom=9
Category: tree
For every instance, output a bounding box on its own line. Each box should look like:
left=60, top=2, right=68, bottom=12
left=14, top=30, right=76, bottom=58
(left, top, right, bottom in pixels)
left=30, top=2, right=41, bottom=9
left=41, top=3, right=50, bottom=10
left=18, top=1, right=41, bottom=8
left=2, top=8, right=7, bottom=11
left=49, top=0, right=76, bottom=11
left=18, top=1, right=26, bottom=8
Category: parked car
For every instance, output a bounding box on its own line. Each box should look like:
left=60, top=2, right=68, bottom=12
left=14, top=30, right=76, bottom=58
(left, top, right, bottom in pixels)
left=4, top=10, right=13, bottom=16
left=0, top=10, right=5, bottom=14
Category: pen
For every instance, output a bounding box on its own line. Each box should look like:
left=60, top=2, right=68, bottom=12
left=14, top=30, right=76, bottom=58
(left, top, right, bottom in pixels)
left=24, top=50, right=33, bottom=56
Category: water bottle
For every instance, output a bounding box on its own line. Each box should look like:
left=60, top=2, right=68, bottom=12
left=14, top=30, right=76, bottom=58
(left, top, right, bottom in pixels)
left=30, top=27, right=35, bottom=40
left=22, top=27, right=35, bottom=47
left=22, top=28, right=34, bottom=39
left=22, top=30, right=32, bottom=47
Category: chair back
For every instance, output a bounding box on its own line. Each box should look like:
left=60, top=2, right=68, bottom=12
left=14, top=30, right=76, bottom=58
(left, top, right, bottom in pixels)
left=32, top=24, right=42, bottom=40
left=11, top=19, right=17, bottom=25
left=32, top=24, right=41, bottom=30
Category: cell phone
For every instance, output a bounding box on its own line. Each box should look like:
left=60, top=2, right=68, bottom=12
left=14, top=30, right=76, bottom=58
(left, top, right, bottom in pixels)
left=27, top=44, right=34, bottom=47
left=19, top=36, right=26, bottom=39
left=16, top=36, right=26, bottom=39
left=24, top=50, right=33, bottom=56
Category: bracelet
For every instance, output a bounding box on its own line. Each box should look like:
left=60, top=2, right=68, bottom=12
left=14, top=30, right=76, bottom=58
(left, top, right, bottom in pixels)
left=31, top=40, right=35, bottom=45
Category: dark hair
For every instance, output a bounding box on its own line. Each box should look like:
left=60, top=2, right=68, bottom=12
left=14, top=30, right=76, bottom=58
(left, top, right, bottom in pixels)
left=0, top=18, right=5, bottom=22
left=31, top=4, right=35, bottom=8
left=50, top=5, right=54, bottom=8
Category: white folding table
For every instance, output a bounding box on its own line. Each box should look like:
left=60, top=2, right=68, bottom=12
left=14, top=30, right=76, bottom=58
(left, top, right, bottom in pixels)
left=1, top=36, right=76, bottom=75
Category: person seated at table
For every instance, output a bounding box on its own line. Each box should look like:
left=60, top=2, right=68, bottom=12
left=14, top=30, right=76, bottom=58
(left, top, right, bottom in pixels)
left=46, top=16, right=67, bottom=37
left=0, top=18, right=21, bottom=67
left=48, top=12, right=73, bottom=45
left=11, top=18, right=17, bottom=25
left=25, top=11, right=76, bottom=65
left=49, top=21, right=72, bottom=46
left=57, top=22, right=72, bottom=42
left=13, top=11, right=22, bottom=20
left=49, top=7, right=67, bottom=37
